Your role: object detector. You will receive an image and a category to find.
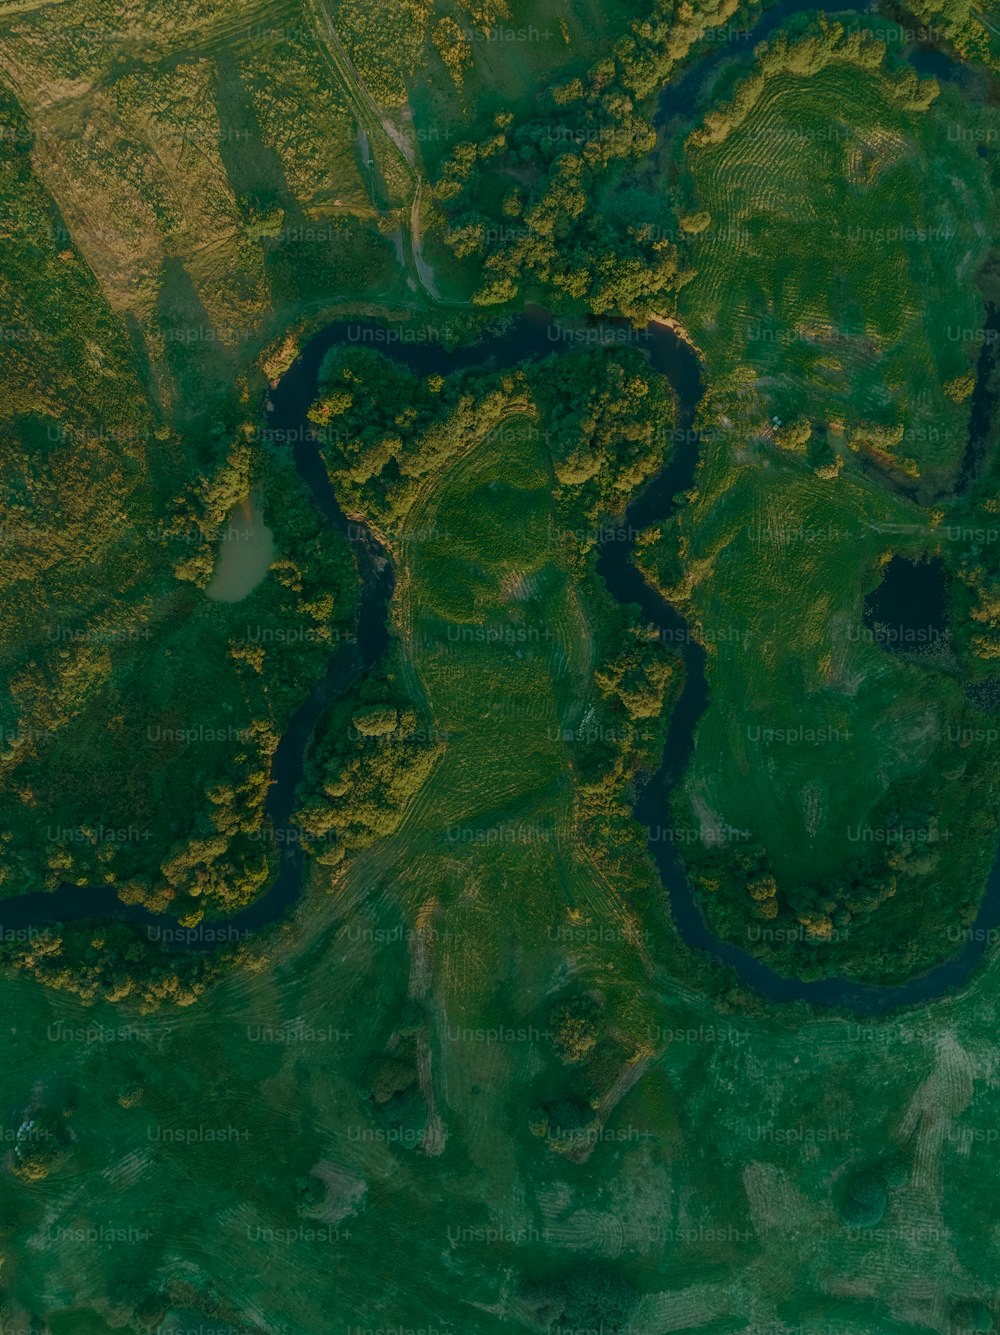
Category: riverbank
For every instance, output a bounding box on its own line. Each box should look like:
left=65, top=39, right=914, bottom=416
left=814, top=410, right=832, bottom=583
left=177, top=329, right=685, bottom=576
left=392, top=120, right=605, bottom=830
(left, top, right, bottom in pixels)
left=0, top=305, right=993, bottom=1019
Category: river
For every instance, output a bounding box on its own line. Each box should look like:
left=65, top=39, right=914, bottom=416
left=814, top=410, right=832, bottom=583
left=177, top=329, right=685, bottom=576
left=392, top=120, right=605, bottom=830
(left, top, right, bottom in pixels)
left=7, top=9, right=999, bottom=1015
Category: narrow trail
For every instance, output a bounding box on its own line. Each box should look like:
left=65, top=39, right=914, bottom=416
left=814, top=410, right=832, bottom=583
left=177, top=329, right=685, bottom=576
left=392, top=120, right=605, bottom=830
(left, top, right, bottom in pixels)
left=305, top=0, right=442, bottom=303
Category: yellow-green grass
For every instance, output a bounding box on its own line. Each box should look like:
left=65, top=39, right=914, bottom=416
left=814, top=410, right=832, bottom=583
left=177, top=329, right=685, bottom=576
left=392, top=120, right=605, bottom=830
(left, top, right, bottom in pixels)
left=5, top=760, right=1000, bottom=1330
left=0, top=1, right=404, bottom=910
left=392, top=412, right=646, bottom=1022
left=649, top=22, right=1000, bottom=978
left=676, top=458, right=944, bottom=881
left=0, top=0, right=403, bottom=344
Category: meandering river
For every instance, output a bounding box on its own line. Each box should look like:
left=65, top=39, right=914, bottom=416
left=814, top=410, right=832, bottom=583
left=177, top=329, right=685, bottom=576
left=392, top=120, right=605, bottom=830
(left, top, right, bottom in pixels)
left=10, top=9, right=999, bottom=1014
left=7, top=303, right=996, bottom=1015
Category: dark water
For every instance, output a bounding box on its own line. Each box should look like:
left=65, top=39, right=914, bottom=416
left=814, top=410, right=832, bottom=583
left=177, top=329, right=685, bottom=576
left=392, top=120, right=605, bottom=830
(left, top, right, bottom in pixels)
left=862, top=554, right=951, bottom=655
left=13, top=312, right=697, bottom=950
left=956, top=304, right=1000, bottom=494
left=656, top=0, right=987, bottom=506
left=654, top=0, right=963, bottom=127
left=594, top=377, right=1000, bottom=1013
left=656, top=0, right=846, bottom=124
left=654, top=0, right=966, bottom=125
left=906, top=48, right=960, bottom=79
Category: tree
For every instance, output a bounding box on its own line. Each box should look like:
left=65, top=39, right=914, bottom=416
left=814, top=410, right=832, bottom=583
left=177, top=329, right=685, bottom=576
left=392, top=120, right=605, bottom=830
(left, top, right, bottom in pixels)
left=775, top=419, right=812, bottom=453
left=549, top=994, right=601, bottom=1063
left=945, top=372, right=976, bottom=403
left=679, top=210, right=711, bottom=234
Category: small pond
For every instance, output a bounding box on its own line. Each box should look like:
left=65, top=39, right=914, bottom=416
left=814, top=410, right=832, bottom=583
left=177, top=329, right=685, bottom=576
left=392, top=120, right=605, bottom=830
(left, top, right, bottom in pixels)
left=862, top=553, right=951, bottom=655
left=205, top=492, right=275, bottom=603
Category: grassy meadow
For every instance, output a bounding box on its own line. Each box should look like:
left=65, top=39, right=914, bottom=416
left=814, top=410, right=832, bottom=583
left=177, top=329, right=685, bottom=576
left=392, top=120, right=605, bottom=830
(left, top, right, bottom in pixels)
left=391, top=410, right=662, bottom=1042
